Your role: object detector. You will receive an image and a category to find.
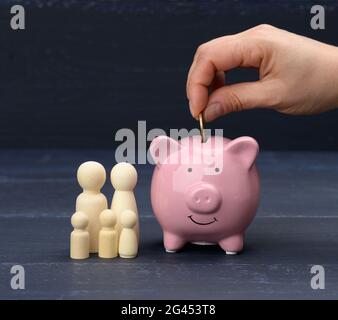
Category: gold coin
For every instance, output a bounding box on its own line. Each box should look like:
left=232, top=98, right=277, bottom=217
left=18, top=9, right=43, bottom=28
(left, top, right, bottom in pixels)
left=198, top=113, right=206, bottom=143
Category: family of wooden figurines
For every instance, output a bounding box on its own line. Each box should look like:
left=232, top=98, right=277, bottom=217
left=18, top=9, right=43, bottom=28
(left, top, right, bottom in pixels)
left=70, top=161, right=139, bottom=260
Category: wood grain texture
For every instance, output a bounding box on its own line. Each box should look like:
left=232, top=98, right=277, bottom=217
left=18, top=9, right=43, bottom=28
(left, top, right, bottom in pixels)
left=1, top=149, right=338, bottom=218
left=0, top=1, right=338, bottom=149
left=1, top=216, right=338, bottom=299
left=0, top=149, right=338, bottom=299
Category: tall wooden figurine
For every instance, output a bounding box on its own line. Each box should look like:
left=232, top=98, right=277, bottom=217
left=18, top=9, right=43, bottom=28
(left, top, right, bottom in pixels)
left=76, top=161, right=108, bottom=253
left=110, top=162, right=139, bottom=245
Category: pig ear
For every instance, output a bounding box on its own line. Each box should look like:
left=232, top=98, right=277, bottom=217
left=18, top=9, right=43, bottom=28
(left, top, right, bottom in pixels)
left=225, top=137, right=259, bottom=170
left=149, top=136, right=181, bottom=166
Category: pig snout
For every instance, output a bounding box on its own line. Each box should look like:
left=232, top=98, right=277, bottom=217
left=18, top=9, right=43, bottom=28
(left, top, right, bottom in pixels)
left=185, top=183, right=222, bottom=214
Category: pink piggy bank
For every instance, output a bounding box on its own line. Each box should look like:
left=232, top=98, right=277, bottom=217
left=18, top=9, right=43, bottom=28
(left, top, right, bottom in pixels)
left=149, top=135, right=260, bottom=254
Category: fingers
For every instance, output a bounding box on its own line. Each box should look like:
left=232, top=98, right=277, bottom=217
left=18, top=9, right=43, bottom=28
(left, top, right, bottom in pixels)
left=210, top=71, right=225, bottom=93
left=203, top=80, right=281, bottom=122
left=187, top=48, right=216, bottom=118
left=187, top=36, right=264, bottom=117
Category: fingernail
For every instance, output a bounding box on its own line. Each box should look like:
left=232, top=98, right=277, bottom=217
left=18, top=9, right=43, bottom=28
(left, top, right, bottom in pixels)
left=204, top=103, right=223, bottom=122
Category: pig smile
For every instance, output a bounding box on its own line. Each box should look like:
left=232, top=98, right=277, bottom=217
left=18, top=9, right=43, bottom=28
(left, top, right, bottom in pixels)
left=188, top=215, right=217, bottom=225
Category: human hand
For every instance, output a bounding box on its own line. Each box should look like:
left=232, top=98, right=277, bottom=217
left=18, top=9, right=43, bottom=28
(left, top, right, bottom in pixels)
left=187, top=24, right=338, bottom=122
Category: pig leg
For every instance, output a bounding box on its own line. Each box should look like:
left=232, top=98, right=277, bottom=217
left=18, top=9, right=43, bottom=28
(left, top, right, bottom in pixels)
left=163, top=232, right=186, bottom=253
left=218, top=234, right=244, bottom=255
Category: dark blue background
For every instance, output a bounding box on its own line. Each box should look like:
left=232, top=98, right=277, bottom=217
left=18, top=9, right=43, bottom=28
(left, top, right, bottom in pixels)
left=1, top=0, right=338, bottom=150
left=1, top=1, right=338, bottom=300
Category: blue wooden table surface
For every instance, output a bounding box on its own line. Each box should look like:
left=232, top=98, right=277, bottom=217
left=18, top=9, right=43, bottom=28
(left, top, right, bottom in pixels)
left=0, top=149, right=337, bottom=299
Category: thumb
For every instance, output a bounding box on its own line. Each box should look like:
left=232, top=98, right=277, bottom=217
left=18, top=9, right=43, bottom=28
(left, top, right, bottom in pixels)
left=203, top=80, right=280, bottom=122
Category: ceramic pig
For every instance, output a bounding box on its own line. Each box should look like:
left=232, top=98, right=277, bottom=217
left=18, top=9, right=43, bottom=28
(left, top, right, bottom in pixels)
left=149, top=135, right=260, bottom=254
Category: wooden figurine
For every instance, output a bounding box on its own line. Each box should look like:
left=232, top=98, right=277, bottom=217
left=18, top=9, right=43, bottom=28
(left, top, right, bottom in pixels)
left=98, top=209, right=118, bottom=259
left=119, top=209, right=138, bottom=258
left=70, top=211, right=89, bottom=260
left=76, top=161, right=108, bottom=253
left=110, top=162, right=139, bottom=244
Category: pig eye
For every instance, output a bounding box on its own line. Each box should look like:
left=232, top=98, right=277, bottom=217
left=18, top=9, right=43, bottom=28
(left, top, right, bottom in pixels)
left=187, top=168, right=192, bottom=173
left=215, top=167, right=220, bottom=173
